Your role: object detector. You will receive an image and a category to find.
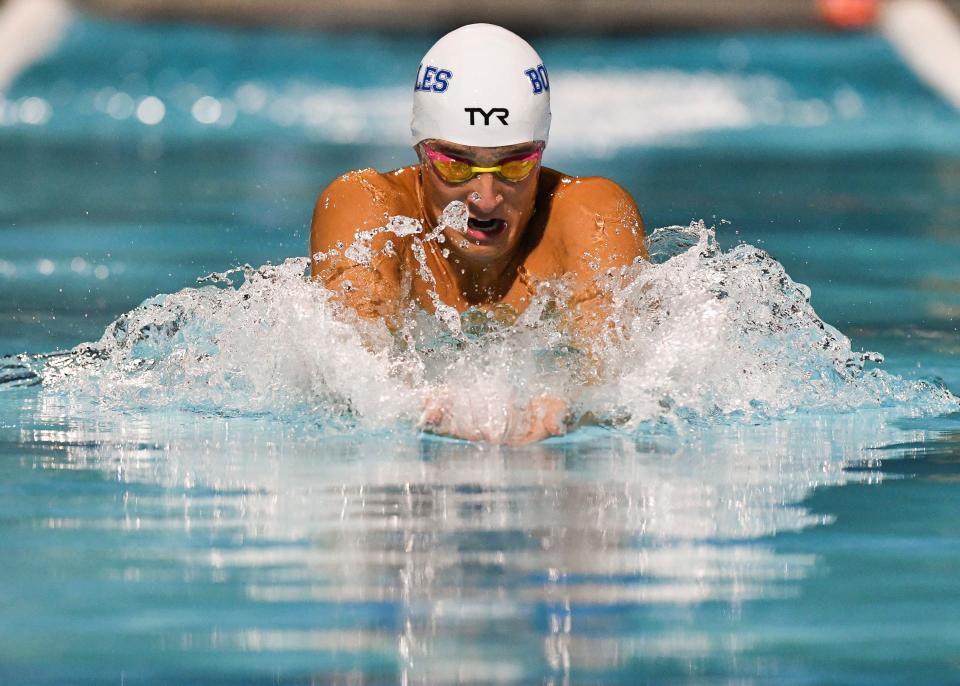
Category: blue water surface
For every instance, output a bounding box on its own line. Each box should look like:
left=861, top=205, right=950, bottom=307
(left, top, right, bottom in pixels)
left=2, top=13, right=960, bottom=684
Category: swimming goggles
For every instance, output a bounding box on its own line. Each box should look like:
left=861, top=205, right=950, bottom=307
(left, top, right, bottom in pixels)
left=420, top=142, right=543, bottom=183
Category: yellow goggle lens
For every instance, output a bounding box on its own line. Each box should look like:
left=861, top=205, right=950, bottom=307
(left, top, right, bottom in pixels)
left=499, top=158, right=537, bottom=181
left=432, top=159, right=474, bottom=183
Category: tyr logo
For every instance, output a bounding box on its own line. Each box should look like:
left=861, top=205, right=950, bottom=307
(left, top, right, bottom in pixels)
left=464, top=107, right=510, bottom=126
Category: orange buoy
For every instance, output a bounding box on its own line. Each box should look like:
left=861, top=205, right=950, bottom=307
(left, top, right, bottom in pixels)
left=817, top=0, right=879, bottom=28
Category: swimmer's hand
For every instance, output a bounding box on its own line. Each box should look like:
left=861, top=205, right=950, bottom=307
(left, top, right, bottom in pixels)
left=419, top=392, right=569, bottom=445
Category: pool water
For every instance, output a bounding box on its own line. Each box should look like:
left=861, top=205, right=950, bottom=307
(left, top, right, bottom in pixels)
left=2, top=14, right=960, bottom=684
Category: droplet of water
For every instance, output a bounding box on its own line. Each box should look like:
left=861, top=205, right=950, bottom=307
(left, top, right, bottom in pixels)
left=439, top=200, right=468, bottom=233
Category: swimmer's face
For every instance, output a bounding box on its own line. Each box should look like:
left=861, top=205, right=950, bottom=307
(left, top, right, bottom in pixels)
left=417, top=139, right=541, bottom=263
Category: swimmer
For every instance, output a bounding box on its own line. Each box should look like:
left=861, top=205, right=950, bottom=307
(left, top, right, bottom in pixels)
left=310, top=23, right=647, bottom=443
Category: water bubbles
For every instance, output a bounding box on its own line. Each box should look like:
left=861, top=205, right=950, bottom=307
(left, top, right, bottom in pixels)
left=94, top=87, right=117, bottom=113
left=18, top=97, right=51, bottom=125
left=185, top=95, right=237, bottom=127
left=789, top=98, right=831, bottom=128
left=36, top=259, right=55, bottom=275
left=301, top=93, right=333, bottom=128
left=0, top=96, right=52, bottom=126
left=66, top=257, right=111, bottom=279
left=135, top=96, right=165, bottom=125
left=191, top=96, right=221, bottom=125
left=106, top=91, right=135, bottom=120
left=339, top=216, right=425, bottom=268
left=440, top=200, right=469, bottom=232
left=833, top=86, right=865, bottom=120
left=409, top=240, right=435, bottom=285
left=234, top=82, right=268, bottom=113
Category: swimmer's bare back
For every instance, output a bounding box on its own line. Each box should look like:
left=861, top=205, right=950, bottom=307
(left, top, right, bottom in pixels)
left=309, top=165, right=648, bottom=331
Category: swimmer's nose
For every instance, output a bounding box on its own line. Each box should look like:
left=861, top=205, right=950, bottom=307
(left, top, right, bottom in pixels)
left=466, top=174, right=503, bottom=214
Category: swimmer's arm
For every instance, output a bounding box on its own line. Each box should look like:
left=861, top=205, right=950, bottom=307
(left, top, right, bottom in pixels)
left=420, top=391, right=569, bottom=445
left=419, top=181, right=646, bottom=445
left=309, top=172, right=404, bottom=323
left=560, top=177, right=647, bottom=367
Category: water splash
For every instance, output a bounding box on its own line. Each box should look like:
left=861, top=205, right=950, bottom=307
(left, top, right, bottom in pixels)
left=438, top=199, right=468, bottom=233
left=599, top=223, right=950, bottom=430
left=6, top=221, right=956, bottom=434
left=6, top=219, right=959, bottom=677
left=312, top=201, right=467, bottom=336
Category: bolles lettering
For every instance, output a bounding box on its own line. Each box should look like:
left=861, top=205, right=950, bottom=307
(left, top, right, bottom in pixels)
left=415, top=64, right=453, bottom=93
left=537, top=64, right=550, bottom=91
left=421, top=65, right=436, bottom=90
left=433, top=69, right=451, bottom=92
left=524, top=68, right=542, bottom=94
left=524, top=64, right=550, bottom=94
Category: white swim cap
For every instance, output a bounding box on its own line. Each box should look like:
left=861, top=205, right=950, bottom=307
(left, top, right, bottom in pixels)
left=411, top=24, right=551, bottom=148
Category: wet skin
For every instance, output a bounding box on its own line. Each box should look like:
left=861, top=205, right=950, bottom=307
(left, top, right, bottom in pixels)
left=310, top=140, right=647, bottom=318
left=309, top=139, right=647, bottom=443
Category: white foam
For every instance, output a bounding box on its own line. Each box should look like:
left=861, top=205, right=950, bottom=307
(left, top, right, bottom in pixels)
left=31, top=221, right=956, bottom=434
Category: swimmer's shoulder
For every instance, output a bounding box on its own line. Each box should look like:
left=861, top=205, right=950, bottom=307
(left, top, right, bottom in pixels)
left=314, top=165, right=420, bottom=218
left=538, top=168, right=648, bottom=269
left=310, top=167, right=419, bottom=272
left=540, top=169, right=641, bottom=220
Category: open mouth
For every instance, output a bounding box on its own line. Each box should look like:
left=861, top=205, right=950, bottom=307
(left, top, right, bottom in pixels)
left=465, top=217, right=506, bottom=242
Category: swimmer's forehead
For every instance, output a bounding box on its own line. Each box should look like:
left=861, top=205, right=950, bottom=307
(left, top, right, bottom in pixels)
left=424, top=139, right=542, bottom=159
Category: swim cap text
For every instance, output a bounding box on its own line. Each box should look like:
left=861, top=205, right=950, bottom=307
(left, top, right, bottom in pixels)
left=524, top=64, right=550, bottom=94
left=464, top=107, right=509, bottom=126
left=415, top=64, right=452, bottom=93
